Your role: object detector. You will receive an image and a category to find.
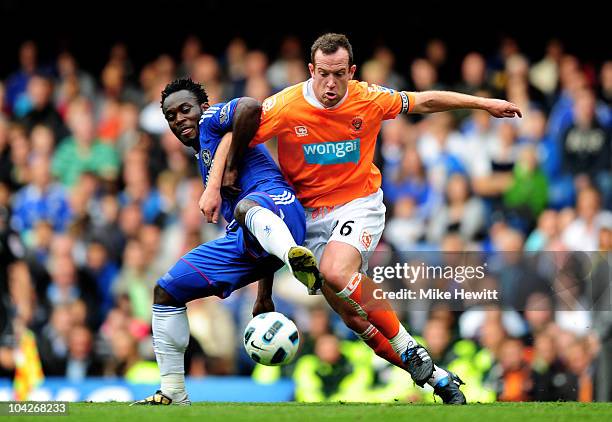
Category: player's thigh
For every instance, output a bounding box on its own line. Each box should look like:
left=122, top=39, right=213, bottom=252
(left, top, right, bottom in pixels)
left=324, top=189, right=386, bottom=274
left=158, top=233, right=277, bottom=304
left=303, top=210, right=331, bottom=266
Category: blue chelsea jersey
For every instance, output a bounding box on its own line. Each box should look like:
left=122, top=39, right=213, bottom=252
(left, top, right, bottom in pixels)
left=197, top=98, right=293, bottom=223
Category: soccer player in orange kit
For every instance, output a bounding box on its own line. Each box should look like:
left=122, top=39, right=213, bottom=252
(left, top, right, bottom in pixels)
left=213, top=33, right=522, bottom=404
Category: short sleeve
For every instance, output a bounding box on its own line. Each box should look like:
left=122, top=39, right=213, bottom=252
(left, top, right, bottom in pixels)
left=368, top=84, right=415, bottom=120
left=250, top=92, right=285, bottom=147
left=209, top=98, right=240, bottom=135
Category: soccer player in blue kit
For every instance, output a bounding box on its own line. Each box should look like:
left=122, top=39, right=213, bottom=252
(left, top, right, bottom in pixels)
left=132, top=78, right=323, bottom=405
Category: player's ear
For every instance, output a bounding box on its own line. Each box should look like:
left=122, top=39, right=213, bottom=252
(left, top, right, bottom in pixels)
left=308, top=63, right=315, bottom=78
left=201, top=103, right=210, bottom=113
left=349, top=64, right=357, bottom=78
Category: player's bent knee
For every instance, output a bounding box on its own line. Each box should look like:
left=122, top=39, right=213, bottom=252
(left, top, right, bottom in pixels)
left=153, top=284, right=184, bottom=307
left=234, top=199, right=260, bottom=227
left=319, top=262, right=353, bottom=293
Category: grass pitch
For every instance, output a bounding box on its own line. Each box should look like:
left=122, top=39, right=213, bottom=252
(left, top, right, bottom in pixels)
left=13, top=402, right=612, bottom=421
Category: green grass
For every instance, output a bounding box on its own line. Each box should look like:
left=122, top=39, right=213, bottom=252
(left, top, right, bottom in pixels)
left=12, top=402, right=612, bottom=422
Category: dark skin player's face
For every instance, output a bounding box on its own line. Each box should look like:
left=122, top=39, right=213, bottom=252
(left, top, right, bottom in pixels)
left=162, top=90, right=209, bottom=148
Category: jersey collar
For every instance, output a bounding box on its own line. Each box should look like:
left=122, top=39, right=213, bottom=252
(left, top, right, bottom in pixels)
left=302, top=78, right=349, bottom=110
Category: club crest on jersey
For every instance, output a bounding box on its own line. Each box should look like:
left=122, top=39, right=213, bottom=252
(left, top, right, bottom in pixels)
left=219, top=103, right=230, bottom=125
left=294, top=126, right=308, bottom=137
left=200, top=149, right=212, bottom=167
left=351, top=116, right=363, bottom=131
left=361, top=230, right=372, bottom=249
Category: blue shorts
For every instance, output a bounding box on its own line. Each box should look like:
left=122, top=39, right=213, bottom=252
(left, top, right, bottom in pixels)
left=158, top=189, right=305, bottom=304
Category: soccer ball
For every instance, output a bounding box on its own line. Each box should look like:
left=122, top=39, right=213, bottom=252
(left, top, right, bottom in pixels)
left=243, top=312, right=300, bottom=366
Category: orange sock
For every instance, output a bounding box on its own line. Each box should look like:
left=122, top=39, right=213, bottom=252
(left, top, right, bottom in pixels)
left=338, top=273, right=401, bottom=339
left=358, top=325, right=404, bottom=367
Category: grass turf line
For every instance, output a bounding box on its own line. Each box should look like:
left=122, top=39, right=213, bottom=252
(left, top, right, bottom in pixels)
left=11, top=402, right=612, bottom=422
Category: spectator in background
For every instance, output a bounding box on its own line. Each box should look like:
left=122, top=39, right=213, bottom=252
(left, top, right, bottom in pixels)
left=504, top=54, right=547, bottom=113
left=85, top=240, right=118, bottom=323
left=7, top=124, right=30, bottom=190
left=11, top=155, right=72, bottom=242
left=565, top=339, right=596, bottom=402
left=37, top=304, right=73, bottom=375
left=293, top=334, right=371, bottom=402
left=20, top=73, right=68, bottom=141
left=489, top=337, right=532, bottom=402
left=502, top=144, right=548, bottom=233
left=224, top=37, right=248, bottom=98
left=425, top=39, right=451, bottom=85
left=119, top=151, right=163, bottom=224
left=519, top=109, right=570, bottom=208
left=191, top=54, right=227, bottom=104
left=422, top=318, right=454, bottom=368
left=0, top=82, right=8, bottom=119
left=524, top=210, right=559, bottom=251
left=55, top=52, right=97, bottom=105
left=372, top=47, right=408, bottom=91
left=187, top=297, right=237, bottom=375
left=0, top=119, right=12, bottom=185
left=96, top=61, right=142, bottom=116
left=30, top=124, right=56, bottom=159
left=560, top=89, right=612, bottom=208
left=562, top=188, right=612, bottom=251
left=267, top=36, right=304, bottom=92
left=530, top=333, right=574, bottom=401
left=115, top=101, right=141, bottom=157
left=52, top=98, right=120, bottom=187
left=244, top=76, right=272, bottom=103
left=455, top=52, right=494, bottom=107
left=177, top=35, right=202, bottom=78
left=410, top=58, right=443, bottom=92
left=529, top=39, right=564, bottom=101
left=105, top=328, right=158, bottom=382
left=46, top=255, right=82, bottom=307
left=139, top=77, right=172, bottom=136
left=598, top=61, right=612, bottom=106
left=416, top=112, right=467, bottom=194
left=64, top=325, right=105, bottom=381
left=88, top=194, right=124, bottom=262
left=5, top=41, right=39, bottom=116
left=383, top=146, right=438, bottom=217
left=113, top=238, right=155, bottom=323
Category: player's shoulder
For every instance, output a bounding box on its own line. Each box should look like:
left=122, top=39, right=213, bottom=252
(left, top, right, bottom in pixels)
left=351, top=79, right=398, bottom=99
left=262, top=82, right=305, bottom=115
left=199, top=102, right=232, bottom=127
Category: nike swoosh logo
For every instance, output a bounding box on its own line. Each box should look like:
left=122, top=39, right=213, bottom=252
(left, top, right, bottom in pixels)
left=250, top=340, right=265, bottom=351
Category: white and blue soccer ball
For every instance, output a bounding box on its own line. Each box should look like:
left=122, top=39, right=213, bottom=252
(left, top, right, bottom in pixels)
left=243, top=312, right=300, bottom=366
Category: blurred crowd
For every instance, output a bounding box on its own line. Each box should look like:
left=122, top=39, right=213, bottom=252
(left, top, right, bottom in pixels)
left=0, top=34, right=611, bottom=402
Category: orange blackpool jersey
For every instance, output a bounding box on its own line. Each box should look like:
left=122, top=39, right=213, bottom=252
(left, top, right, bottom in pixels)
left=251, top=79, right=415, bottom=208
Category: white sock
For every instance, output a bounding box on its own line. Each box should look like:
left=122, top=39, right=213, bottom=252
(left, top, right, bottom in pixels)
left=152, top=304, right=190, bottom=400
left=388, top=324, right=418, bottom=356
left=244, top=206, right=296, bottom=266
left=428, top=365, right=450, bottom=387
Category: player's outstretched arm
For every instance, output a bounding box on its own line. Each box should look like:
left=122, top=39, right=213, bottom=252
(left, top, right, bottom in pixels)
left=253, top=275, right=275, bottom=316
left=226, top=97, right=262, bottom=179
left=410, top=91, right=522, bottom=118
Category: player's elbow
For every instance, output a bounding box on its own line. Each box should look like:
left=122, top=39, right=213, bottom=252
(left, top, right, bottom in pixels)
left=237, top=97, right=262, bottom=119
left=412, top=93, right=437, bottom=113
